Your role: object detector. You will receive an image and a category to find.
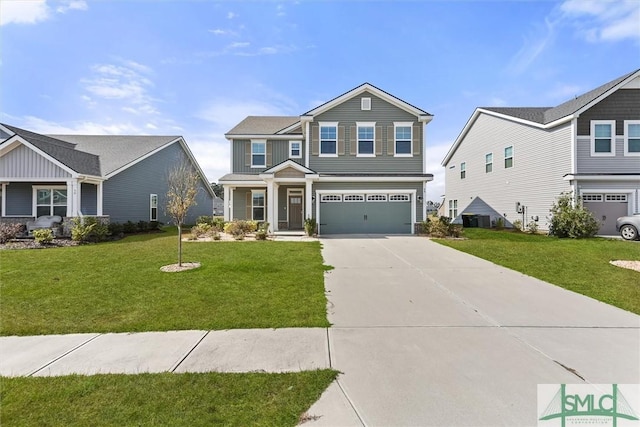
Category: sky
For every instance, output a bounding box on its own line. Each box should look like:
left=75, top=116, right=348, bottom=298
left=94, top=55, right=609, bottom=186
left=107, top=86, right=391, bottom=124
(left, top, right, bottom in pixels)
left=1, top=0, right=639, bottom=202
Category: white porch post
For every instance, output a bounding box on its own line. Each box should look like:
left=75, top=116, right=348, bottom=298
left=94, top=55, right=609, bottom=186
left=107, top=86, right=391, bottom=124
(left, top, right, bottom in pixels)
left=223, top=186, right=231, bottom=221
left=1, top=183, right=6, bottom=217
left=67, top=180, right=80, bottom=217
left=305, top=179, right=313, bottom=219
left=96, top=182, right=103, bottom=216
left=266, top=179, right=275, bottom=233
left=272, top=182, right=279, bottom=231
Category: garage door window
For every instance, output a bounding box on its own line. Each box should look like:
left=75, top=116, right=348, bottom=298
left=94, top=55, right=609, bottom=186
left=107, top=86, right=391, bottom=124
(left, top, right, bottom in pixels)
left=390, top=194, right=410, bottom=202
left=582, top=194, right=603, bottom=202
left=605, top=194, right=627, bottom=202
left=367, top=194, right=388, bottom=202
left=344, top=194, right=364, bottom=202
left=321, top=194, right=342, bottom=202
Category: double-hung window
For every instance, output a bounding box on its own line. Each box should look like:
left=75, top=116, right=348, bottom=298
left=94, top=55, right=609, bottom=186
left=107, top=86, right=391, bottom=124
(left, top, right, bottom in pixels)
left=624, top=120, right=640, bottom=156
left=35, top=186, right=67, bottom=217
left=591, top=120, right=615, bottom=156
left=448, top=199, right=458, bottom=219
left=319, top=123, right=338, bottom=156
left=289, top=141, right=301, bottom=158
left=460, top=162, right=466, bottom=179
left=504, top=146, right=513, bottom=168
left=252, top=190, right=265, bottom=221
left=394, top=122, right=412, bottom=156
left=485, top=153, right=493, bottom=173
left=251, top=140, right=266, bottom=167
left=357, top=122, right=375, bottom=156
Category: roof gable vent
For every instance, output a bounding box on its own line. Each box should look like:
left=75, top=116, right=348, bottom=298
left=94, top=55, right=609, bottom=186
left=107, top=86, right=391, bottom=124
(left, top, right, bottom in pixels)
left=361, top=97, right=371, bottom=111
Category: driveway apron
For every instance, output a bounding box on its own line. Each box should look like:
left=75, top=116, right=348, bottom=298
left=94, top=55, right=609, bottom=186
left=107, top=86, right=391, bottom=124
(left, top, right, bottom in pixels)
left=305, top=235, right=640, bottom=427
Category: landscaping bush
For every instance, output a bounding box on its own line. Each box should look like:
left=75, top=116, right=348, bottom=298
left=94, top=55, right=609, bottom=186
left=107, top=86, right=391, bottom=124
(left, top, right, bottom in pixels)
left=71, top=217, right=110, bottom=242
left=149, top=221, right=161, bottom=231
left=512, top=219, right=523, bottom=232
left=196, top=215, right=215, bottom=226
left=0, top=223, right=23, bottom=243
left=304, top=217, right=317, bottom=236
left=137, top=221, right=150, bottom=232
left=494, top=217, right=505, bottom=230
left=108, top=222, right=124, bottom=236
left=212, top=217, right=225, bottom=231
left=255, top=222, right=269, bottom=240
left=419, top=215, right=463, bottom=238
left=191, top=223, right=214, bottom=238
left=33, top=229, right=54, bottom=245
left=123, top=221, right=138, bottom=234
left=527, top=221, right=539, bottom=234
left=549, top=192, right=599, bottom=238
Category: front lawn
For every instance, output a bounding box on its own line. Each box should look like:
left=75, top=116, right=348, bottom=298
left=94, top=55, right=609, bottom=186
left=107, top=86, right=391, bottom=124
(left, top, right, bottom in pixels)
left=1, top=370, right=337, bottom=427
left=435, top=229, right=640, bottom=314
left=0, top=230, right=330, bottom=336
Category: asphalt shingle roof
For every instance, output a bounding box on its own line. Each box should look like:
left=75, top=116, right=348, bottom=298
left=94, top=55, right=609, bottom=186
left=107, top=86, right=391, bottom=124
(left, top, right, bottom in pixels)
left=225, top=116, right=301, bottom=136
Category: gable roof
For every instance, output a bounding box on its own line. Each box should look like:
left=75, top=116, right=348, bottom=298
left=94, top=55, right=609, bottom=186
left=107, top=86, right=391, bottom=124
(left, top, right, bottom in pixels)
left=442, top=69, right=640, bottom=165
left=2, top=124, right=102, bottom=176
left=226, top=116, right=300, bottom=136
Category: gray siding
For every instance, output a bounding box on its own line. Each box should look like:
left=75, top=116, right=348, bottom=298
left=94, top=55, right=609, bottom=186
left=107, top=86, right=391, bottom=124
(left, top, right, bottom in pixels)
left=232, top=139, right=305, bottom=174
left=81, top=183, right=97, bottom=215
left=444, top=114, right=573, bottom=231
left=103, top=142, right=213, bottom=224
left=231, top=187, right=268, bottom=221
left=0, top=144, right=71, bottom=178
left=4, top=182, right=34, bottom=216
left=576, top=137, right=640, bottom=173
left=577, top=89, right=640, bottom=136
left=309, top=91, right=423, bottom=173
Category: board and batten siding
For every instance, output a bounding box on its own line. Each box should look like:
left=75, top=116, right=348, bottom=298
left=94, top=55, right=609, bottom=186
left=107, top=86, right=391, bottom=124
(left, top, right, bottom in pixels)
left=103, top=142, right=213, bottom=224
left=0, top=144, right=71, bottom=178
left=232, top=139, right=304, bottom=174
left=444, top=114, right=572, bottom=230
left=311, top=181, right=424, bottom=221
left=309, top=91, right=424, bottom=174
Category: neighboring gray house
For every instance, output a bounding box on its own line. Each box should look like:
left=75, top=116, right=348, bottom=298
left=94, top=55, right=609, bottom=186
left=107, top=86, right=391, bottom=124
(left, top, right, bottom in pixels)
left=0, top=124, right=215, bottom=227
left=219, top=83, right=434, bottom=234
left=441, top=69, right=640, bottom=235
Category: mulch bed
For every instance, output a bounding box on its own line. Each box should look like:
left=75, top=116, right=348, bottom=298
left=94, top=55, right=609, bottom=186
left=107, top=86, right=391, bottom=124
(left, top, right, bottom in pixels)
left=0, top=238, right=80, bottom=250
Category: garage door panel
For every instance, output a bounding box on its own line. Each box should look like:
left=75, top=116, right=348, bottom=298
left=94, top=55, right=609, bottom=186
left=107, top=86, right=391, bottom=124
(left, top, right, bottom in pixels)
left=584, top=195, right=629, bottom=235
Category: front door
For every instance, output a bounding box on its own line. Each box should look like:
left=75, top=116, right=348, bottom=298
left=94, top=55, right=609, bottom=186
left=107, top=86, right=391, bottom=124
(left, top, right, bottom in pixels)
left=288, top=195, right=303, bottom=229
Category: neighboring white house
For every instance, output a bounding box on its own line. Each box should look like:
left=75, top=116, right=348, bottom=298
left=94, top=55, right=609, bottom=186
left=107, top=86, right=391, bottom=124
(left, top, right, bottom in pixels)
left=441, top=69, right=640, bottom=235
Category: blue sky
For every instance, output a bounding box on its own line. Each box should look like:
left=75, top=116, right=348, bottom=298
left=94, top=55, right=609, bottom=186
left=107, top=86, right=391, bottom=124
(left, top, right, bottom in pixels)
left=1, top=0, right=639, bottom=201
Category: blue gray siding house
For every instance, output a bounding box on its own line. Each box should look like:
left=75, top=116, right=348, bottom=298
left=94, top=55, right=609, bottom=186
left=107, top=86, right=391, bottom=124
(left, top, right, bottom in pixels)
left=0, top=124, right=215, bottom=228
left=219, top=83, right=434, bottom=234
left=442, top=69, right=640, bottom=235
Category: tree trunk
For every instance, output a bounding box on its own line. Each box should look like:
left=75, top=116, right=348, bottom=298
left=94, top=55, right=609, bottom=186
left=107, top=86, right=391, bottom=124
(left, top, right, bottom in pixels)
left=178, top=223, right=183, bottom=267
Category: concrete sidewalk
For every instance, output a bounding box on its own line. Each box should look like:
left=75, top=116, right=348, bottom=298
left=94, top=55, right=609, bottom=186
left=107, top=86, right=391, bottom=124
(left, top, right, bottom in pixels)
left=0, top=328, right=330, bottom=377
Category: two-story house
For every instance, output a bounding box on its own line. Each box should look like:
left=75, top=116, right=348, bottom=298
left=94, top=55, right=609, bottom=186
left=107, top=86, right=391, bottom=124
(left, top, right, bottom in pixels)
left=441, top=69, right=640, bottom=235
left=219, top=83, right=434, bottom=235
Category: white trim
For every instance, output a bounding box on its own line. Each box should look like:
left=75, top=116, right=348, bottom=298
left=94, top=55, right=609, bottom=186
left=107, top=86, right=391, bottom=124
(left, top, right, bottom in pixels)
left=460, top=162, right=466, bottom=179
left=393, top=122, right=413, bottom=157
left=504, top=145, right=514, bottom=168
left=623, top=120, right=640, bottom=157
left=32, top=185, right=68, bottom=217
left=318, top=176, right=433, bottom=182
left=1, top=183, right=6, bottom=216
left=277, top=121, right=303, bottom=135
left=0, top=136, right=79, bottom=178
left=250, top=139, right=267, bottom=168
left=580, top=188, right=634, bottom=216
left=260, top=159, right=315, bottom=175
left=356, top=121, right=376, bottom=157
left=225, top=134, right=303, bottom=140
left=361, top=97, right=371, bottom=111
left=289, top=140, right=302, bottom=159
left=318, top=122, right=339, bottom=157
left=485, top=152, right=493, bottom=173
left=564, top=175, right=640, bottom=181
left=570, top=117, right=577, bottom=175
left=343, top=194, right=365, bottom=202
left=286, top=188, right=304, bottom=228
left=304, top=120, right=310, bottom=168
left=150, top=193, right=158, bottom=221
left=590, top=120, right=616, bottom=157
left=251, top=189, right=266, bottom=222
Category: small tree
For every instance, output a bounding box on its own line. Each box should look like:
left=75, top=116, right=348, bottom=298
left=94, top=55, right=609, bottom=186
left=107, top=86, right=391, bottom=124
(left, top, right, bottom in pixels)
left=549, top=192, right=599, bottom=238
left=166, top=161, right=200, bottom=266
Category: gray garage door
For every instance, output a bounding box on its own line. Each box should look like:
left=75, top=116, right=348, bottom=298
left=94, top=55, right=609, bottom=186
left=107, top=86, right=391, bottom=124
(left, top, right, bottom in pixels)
left=583, top=193, right=629, bottom=235
left=319, top=193, right=412, bottom=235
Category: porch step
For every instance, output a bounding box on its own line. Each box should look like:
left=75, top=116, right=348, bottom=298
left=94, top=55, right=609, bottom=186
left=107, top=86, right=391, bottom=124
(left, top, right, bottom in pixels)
left=272, top=230, right=306, bottom=237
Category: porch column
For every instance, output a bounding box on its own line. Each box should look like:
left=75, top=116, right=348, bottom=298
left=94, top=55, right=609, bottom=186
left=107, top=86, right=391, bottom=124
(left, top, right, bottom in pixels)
left=223, top=186, right=231, bottom=221
left=272, top=182, right=279, bottom=231
left=305, top=179, right=313, bottom=219
left=265, top=179, right=275, bottom=233
left=96, top=182, right=103, bottom=216
left=67, top=179, right=80, bottom=217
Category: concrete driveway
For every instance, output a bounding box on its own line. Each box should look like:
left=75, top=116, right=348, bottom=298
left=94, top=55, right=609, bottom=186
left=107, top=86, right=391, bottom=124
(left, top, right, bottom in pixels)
left=305, top=235, right=640, bottom=426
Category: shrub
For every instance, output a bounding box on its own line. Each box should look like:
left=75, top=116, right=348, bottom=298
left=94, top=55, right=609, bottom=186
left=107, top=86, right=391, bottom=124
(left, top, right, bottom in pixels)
left=494, top=217, right=505, bottom=230
left=549, top=192, right=599, bottom=238
left=212, top=217, right=225, bottom=231
left=137, top=221, right=150, bottom=232
left=149, top=221, right=161, bottom=231
left=255, top=222, right=269, bottom=240
left=108, top=222, right=124, bottom=236
left=0, top=223, right=23, bottom=243
left=123, top=221, right=138, bottom=234
left=304, top=217, right=317, bottom=236
left=512, top=219, right=523, bottom=232
left=33, top=228, right=54, bottom=244
left=71, top=217, right=96, bottom=242
left=527, top=221, right=539, bottom=234
left=191, top=223, right=213, bottom=238
left=196, top=216, right=215, bottom=226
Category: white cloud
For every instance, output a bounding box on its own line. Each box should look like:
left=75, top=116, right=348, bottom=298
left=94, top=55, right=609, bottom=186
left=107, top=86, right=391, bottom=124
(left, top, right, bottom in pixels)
left=227, top=11, right=236, bottom=19
left=0, top=0, right=49, bottom=26
left=18, top=115, right=143, bottom=135
left=508, top=17, right=558, bottom=75
left=56, top=0, right=87, bottom=14
left=561, top=0, right=640, bottom=42
left=229, top=41, right=250, bottom=49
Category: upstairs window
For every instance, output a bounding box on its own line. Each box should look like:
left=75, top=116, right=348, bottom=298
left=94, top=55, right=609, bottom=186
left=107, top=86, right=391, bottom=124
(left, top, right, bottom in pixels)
left=320, top=124, right=337, bottom=156
left=357, top=122, right=375, bottom=156
left=504, top=146, right=513, bottom=168
left=289, top=141, right=301, bottom=158
left=251, top=140, right=266, bottom=167
left=591, top=121, right=615, bottom=156
left=485, top=153, right=493, bottom=173
left=460, top=162, right=466, bottom=179
left=395, top=123, right=412, bottom=156
left=624, top=120, right=640, bottom=156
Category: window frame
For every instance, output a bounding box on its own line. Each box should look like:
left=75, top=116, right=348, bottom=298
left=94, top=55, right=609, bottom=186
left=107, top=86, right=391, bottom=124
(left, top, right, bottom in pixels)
left=590, top=120, right=616, bottom=157
left=289, top=140, right=302, bottom=159
left=394, top=122, right=413, bottom=157
left=356, top=121, right=376, bottom=157
left=448, top=199, right=458, bottom=219
left=504, top=146, right=513, bottom=168
left=624, top=120, right=640, bottom=156
left=361, top=97, right=371, bottom=111
left=33, top=185, right=67, bottom=218
left=319, top=122, right=338, bottom=157
left=150, top=194, right=158, bottom=221
left=485, top=153, right=493, bottom=173
left=460, top=162, right=466, bottom=179
left=251, top=190, right=265, bottom=221
left=251, top=140, right=266, bottom=168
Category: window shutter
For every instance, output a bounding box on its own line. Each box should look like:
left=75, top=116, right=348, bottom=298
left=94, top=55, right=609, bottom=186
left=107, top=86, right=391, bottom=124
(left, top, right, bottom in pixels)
left=412, top=124, right=421, bottom=155
left=350, top=126, right=357, bottom=155
left=375, top=126, right=383, bottom=156
left=387, top=126, right=394, bottom=156
left=246, top=192, right=252, bottom=220
left=311, top=126, right=319, bottom=155
left=338, top=126, right=345, bottom=155
left=266, top=141, right=272, bottom=167
left=245, top=142, right=251, bottom=166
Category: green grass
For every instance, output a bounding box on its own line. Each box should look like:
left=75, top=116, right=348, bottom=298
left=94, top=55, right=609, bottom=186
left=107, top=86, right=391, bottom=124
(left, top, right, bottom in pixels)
left=435, top=229, right=640, bottom=314
left=1, top=370, right=338, bottom=427
left=0, top=230, right=330, bottom=335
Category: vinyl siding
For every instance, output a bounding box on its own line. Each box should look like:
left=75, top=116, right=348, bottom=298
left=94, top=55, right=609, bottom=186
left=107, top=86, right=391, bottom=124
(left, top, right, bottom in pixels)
left=309, top=91, right=423, bottom=173
left=444, top=113, right=572, bottom=230
left=103, top=142, right=213, bottom=224
left=231, top=187, right=268, bottom=221
left=0, top=144, right=71, bottom=178
left=576, top=137, right=640, bottom=173
left=232, top=139, right=304, bottom=174
left=576, top=89, right=640, bottom=136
